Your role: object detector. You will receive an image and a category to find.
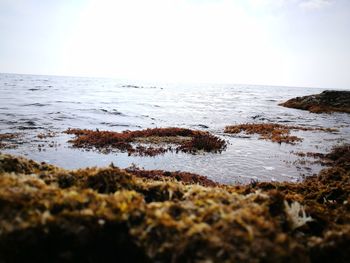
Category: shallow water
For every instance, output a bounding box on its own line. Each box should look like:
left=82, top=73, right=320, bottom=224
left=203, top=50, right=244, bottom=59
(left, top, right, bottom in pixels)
left=1, top=73, right=349, bottom=184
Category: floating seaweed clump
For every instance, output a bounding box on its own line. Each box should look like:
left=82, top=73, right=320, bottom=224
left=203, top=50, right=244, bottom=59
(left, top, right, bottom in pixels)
left=324, top=144, right=350, bottom=169
left=37, top=131, right=57, bottom=139
left=65, top=127, right=226, bottom=156
left=0, top=133, right=20, bottom=149
left=292, top=145, right=350, bottom=168
left=0, top=144, right=349, bottom=262
left=224, top=123, right=336, bottom=144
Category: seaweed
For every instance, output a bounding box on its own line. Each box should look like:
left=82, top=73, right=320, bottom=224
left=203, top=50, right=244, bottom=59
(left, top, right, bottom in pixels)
left=126, top=167, right=218, bottom=187
left=324, top=144, right=350, bottom=169
left=65, top=127, right=226, bottom=156
left=37, top=131, right=57, bottom=139
left=0, top=133, right=20, bottom=149
left=0, top=144, right=349, bottom=262
left=224, top=123, right=336, bottom=144
left=234, top=145, right=350, bottom=231
left=292, top=145, right=350, bottom=168
left=178, top=133, right=227, bottom=153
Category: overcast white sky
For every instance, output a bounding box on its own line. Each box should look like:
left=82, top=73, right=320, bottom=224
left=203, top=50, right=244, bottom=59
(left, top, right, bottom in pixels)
left=0, top=0, right=349, bottom=89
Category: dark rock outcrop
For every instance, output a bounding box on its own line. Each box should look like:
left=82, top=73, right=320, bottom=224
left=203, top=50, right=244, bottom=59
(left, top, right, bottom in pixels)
left=279, top=90, right=350, bottom=113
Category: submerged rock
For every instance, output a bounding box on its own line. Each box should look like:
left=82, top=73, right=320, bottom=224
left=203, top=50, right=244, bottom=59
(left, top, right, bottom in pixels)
left=0, top=144, right=349, bottom=262
left=279, top=90, right=350, bottom=113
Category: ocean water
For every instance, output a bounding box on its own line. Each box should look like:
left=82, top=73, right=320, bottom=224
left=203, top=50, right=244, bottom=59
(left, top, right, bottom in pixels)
left=0, top=73, right=349, bottom=184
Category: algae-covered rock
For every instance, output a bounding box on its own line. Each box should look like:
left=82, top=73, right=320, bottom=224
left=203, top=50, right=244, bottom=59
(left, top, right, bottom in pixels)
left=0, top=153, right=58, bottom=174
left=65, top=127, right=227, bottom=156
left=0, top=145, right=349, bottom=262
left=279, top=90, right=350, bottom=113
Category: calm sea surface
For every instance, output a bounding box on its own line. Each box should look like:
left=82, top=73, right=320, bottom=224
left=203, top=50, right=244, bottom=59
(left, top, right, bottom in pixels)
left=1, top=73, right=349, bottom=184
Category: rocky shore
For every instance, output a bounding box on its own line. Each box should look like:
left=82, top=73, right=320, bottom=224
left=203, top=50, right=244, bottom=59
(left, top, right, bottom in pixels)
left=279, top=90, right=350, bottom=113
left=0, top=144, right=349, bottom=262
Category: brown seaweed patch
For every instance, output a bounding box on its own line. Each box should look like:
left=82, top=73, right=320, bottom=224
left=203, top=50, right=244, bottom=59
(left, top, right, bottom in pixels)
left=292, top=144, right=350, bottom=168
left=0, top=154, right=59, bottom=174
left=0, top=133, right=21, bottom=149
left=292, top=151, right=326, bottom=159
left=0, top=155, right=306, bottom=262
left=65, top=127, right=226, bottom=156
left=320, top=144, right=350, bottom=169
left=126, top=167, right=218, bottom=187
left=224, top=123, right=337, bottom=144
left=178, top=133, right=227, bottom=153
left=37, top=131, right=57, bottom=139
left=0, top=144, right=349, bottom=262
left=233, top=144, right=350, bottom=244
left=133, top=135, right=192, bottom=145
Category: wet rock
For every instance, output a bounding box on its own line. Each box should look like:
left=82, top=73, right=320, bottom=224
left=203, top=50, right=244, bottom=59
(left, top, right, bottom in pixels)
left=279, top=90, right=350, bottom=113
left=251, top=115, right=262, bottom=120
left=196, top=124, right=209, bottom=129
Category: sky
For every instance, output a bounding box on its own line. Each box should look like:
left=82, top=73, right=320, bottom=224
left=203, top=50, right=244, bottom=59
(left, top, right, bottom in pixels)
left=0, top=0, right=349, bottom=89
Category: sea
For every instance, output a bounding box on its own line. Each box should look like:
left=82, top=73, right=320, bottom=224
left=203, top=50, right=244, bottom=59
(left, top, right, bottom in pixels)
left=1, top=73, right=349, bottom=184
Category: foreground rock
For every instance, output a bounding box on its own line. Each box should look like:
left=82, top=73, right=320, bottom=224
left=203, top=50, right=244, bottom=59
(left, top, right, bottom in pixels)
left=0, top=145, right=349, bottom=262
left=279, top=90, right=350, bottom=113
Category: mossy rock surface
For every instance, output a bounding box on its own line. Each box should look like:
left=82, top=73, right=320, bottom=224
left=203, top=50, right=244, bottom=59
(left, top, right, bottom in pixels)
left=279, top=90, right=350, bottom=113
left=0, top=145, right=349, bottom=262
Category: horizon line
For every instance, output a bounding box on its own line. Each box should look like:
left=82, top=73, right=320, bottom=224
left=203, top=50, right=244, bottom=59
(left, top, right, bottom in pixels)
left=0, top=71, right=329, bottom=90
